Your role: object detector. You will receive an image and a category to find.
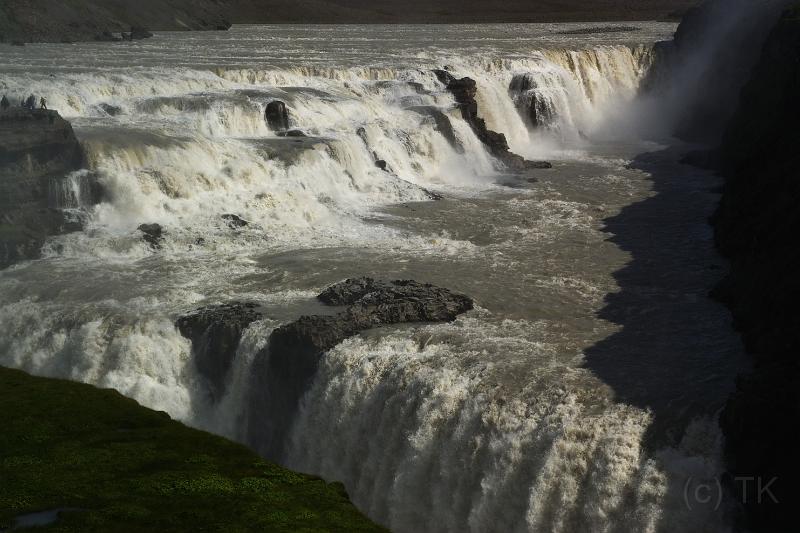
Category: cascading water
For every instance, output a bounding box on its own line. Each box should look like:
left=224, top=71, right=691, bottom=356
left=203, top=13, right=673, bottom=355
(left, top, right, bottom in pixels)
left=0, top=22, right=746, bottom=532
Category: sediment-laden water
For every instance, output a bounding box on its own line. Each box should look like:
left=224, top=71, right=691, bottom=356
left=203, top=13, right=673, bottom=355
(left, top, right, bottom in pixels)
left=0, top=23, right=746, bottom=532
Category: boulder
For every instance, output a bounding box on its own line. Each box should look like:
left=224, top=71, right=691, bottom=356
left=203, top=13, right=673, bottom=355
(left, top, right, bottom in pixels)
left=221, top=214, right=248, bottom=229
left=177, top=303, right=262, bottom=401
left=265, top=100, right=290, bottom=132
left=137, top=223, right=163, bottom=249
left=248, top=278, right=473, bottom=459
left=99, top=103, right=123, bottom=116
left=374, top=159, right=388, bottom=171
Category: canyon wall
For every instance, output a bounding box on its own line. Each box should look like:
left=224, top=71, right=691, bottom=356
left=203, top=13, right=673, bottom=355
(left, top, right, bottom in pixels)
left=712, top=4, right=800, bottom=530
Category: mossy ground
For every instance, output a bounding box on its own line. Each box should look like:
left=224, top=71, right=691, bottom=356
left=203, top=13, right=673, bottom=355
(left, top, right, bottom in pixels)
left=0, top=366, right=385, bottom=532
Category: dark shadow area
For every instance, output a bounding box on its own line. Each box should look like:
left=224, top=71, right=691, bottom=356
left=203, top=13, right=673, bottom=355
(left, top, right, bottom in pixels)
left=582, top=146, right=747, bottom=446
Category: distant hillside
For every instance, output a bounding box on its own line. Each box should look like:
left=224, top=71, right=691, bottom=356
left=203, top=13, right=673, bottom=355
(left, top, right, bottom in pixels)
left=1, top=0, right=696, bottom=44
left=0, top=0, right=230, bottom=43
left=225, top=0, right=698, bottom=23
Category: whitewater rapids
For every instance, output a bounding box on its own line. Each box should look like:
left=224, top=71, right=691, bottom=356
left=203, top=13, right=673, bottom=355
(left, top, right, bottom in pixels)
left=0, top=23, right=745, bottom=532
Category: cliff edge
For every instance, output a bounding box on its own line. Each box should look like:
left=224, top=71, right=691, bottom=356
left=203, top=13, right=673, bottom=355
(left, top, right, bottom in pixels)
left=711, top=3, right=800, bottom=530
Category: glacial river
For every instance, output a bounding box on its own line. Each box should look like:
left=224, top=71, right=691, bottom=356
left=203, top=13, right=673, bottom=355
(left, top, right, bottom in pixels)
left=0, top=23, right=745, bottom=532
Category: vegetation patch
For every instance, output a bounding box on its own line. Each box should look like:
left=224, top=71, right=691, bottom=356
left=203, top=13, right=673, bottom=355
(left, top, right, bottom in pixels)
left=0, top=366, right=385, bottom=532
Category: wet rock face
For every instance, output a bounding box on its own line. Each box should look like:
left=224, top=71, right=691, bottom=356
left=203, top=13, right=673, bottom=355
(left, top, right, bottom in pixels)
left=433, top=70, right=551, bottom=171
left=265, top=100, right=290, bottom=132
left=137, top=223, right=163, bottom=249
left=0, top=109, right=90, bottom=268
left=509, top=74, right=554, bottom=128
left=249, top=278, right=473, bottom=459
left=176, top=302, right=263, bottom=400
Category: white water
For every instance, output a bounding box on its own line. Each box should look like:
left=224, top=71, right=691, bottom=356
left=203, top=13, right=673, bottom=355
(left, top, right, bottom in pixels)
left=0, top=23, right=745, bottom=532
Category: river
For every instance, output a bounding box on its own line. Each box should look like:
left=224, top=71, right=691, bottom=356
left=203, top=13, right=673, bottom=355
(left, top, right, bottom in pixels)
left=0, top=23, right=746, bottom=532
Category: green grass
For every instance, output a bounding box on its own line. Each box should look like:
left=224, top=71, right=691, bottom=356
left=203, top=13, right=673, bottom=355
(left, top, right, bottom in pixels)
left=0, top=366, right=385, bottom=532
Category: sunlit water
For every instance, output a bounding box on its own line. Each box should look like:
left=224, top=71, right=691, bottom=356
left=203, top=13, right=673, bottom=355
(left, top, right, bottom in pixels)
left=0, top=24, right=746, bottom=532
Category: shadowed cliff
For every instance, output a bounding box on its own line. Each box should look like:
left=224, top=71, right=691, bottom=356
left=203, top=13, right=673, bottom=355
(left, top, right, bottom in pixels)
left=711, top=4, right=800, bottom=530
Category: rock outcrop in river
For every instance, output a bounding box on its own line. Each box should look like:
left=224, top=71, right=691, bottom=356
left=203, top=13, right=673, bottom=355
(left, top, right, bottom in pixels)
left=709, top=4, right=800, bottom=530
left=0, top=109, right=95, bottom=268
left=246, top=278, right=473, bottom=460
left=177, top=302, right=263, bottom=400
left=434, top=70, right=552, bottom=172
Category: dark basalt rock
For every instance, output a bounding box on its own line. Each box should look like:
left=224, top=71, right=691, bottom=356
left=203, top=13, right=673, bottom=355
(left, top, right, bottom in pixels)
left=433, top=70, right=551, bottom=171
left=248, top=278, right=473, bottom=459
left=423, top=188, right=444, bottom=201
left=221, top=214, right=248, bottom=229
left=509, top=74, right=555, bottom=129
left=374, top=159, right=388, bottom=171
left=1, top=109, right=91, bottom=268
left=137, top=223, right=163, bottom=249
left=99, top=103, right=123, bottom=116
left=177, top=303, right=262, bottom=401
left=265, top=100, right=290, bottom=132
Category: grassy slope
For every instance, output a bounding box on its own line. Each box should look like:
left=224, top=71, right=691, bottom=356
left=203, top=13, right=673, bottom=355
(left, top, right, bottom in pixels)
left=0, top=366, right=384, bottom=532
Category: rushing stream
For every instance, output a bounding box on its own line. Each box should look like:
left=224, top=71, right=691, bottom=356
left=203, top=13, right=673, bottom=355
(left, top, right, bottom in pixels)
left=0, top=23, right=747, bottom=532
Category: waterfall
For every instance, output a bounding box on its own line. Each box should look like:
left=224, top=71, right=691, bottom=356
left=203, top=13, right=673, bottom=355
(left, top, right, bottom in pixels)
left=0, top=23, right=738, bottom=532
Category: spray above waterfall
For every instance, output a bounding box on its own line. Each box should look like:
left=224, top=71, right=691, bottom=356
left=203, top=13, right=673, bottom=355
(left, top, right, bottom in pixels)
left=621, top=0, right=794, bottom=142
